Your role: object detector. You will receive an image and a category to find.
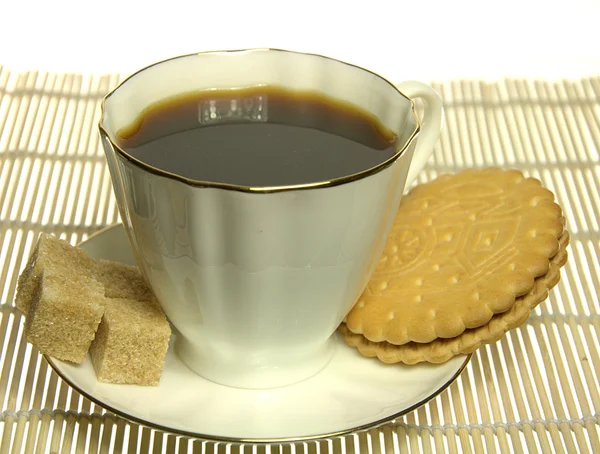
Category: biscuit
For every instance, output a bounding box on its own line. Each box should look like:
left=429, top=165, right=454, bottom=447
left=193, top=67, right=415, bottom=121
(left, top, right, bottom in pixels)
left=345, top=168, right=565, bottom=345
left=340, top=231, right=569, bottom=364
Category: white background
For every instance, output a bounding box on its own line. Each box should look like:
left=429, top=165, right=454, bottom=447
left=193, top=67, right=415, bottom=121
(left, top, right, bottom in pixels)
left=1, top=0, right=599, bottom=82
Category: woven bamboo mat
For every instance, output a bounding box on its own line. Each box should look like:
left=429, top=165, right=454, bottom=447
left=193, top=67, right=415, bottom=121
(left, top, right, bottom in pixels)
left=0, top=67, right=599, bottom=453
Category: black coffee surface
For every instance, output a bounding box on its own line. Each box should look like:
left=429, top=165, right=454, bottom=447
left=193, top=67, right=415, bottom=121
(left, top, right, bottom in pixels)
left=117, top=86, right=398, bottom=187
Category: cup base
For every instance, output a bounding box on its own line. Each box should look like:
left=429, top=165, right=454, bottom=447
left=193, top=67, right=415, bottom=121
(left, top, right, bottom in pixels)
left=174, top=335, right=336, bottom=389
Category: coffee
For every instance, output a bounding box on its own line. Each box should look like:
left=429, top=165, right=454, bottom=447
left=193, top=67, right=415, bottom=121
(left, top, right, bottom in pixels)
left=117, top=86, right=399, bottom=187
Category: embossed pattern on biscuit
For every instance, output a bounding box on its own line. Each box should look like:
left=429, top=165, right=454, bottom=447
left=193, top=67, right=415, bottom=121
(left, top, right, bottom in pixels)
left=345, top=169, right=565, bottom=345
left=341, top=231, right=569, bottom=364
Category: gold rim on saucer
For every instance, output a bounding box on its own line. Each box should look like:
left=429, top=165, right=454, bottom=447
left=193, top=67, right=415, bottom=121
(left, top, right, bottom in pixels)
left=41, top=225, right=472, bottom=444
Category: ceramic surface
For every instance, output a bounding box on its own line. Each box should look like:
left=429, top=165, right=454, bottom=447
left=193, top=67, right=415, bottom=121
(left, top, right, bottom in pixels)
left=99, top=49, right=444, bottom=388
left=48, top=225, right=469, bottom=442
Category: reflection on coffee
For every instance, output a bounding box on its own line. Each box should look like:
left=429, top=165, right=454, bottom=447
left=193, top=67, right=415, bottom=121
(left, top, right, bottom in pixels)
left=117, top=86, right=399, bottom=187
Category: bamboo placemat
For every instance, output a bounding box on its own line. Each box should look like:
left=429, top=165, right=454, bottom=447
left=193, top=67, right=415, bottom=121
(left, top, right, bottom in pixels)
left=0, top=68, right=599, bottom=453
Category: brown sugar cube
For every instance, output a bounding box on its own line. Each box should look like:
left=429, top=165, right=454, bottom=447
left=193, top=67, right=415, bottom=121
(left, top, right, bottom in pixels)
left=26, top=271, right=106, bottom=363
left=16, top=233, right=97, bottom=314
left=95, top=260, right=155, bottom=301
left=91, top=260, right=170, bottom=385
left=90, top=297, right=171, bottom=386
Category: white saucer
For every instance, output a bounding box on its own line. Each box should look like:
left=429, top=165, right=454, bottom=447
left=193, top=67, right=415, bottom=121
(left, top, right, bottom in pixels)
left=46, top=224, right=470, bottom=443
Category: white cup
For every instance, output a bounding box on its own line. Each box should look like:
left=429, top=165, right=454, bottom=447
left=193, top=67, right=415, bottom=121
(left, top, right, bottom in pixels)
left=99, top=49, right=443, bottom=389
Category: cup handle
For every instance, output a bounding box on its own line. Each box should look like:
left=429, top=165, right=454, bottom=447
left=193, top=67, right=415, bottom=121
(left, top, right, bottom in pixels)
left=395, top=81, right=444, bottom=186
